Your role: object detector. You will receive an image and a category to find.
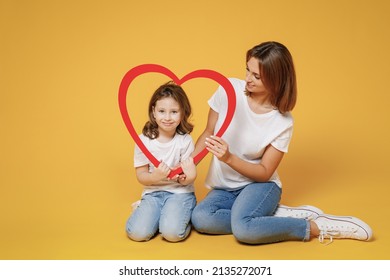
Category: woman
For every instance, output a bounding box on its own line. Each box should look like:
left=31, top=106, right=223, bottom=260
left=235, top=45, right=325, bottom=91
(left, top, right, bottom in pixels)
left=190, top=41, right=372, bottom=244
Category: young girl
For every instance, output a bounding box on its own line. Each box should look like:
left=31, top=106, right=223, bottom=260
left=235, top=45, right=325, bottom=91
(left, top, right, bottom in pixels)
left=125, top=81, right=197, bottom=242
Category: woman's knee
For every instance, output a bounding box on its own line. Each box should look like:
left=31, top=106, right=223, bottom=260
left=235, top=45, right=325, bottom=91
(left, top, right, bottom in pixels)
left=232, top=219, right=250, bottom=243
left=191, top=205, right=205, bottom=231
left=192, top=204, right=220, bottom=233
left=231, top=219, right=269, bottom=244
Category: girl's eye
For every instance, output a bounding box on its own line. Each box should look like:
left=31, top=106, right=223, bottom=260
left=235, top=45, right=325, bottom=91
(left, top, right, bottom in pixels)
left=172, top=111, right=178, bottom=114
left=159, top=110, right=164, bottom=113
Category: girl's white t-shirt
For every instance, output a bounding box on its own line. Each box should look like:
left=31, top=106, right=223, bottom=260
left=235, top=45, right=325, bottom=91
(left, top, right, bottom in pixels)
left=205, top=78, right=294, bottom=190
left=134, top=133, right=195, bottom=194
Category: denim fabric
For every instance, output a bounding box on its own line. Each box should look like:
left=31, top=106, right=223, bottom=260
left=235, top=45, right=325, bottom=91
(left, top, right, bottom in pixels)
left=191, top=182, right=309, bottom=244
left=126, top=191, right=196, bottom=242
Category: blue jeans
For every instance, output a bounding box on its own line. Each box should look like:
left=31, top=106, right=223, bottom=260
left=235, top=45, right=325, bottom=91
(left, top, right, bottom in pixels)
left=126, top=191, right=196, bottom=242
left=191, top=182, right=310, bottom=244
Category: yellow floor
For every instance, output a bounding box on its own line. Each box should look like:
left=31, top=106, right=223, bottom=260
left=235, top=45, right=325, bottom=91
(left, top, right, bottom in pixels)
left=1, top=155, right=388, bottom=260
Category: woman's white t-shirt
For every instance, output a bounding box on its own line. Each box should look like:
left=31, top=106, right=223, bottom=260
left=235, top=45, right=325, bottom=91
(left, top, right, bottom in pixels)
left=134, top=133, right=195, bottom=194
left=205, top=78, right=293, bottom=190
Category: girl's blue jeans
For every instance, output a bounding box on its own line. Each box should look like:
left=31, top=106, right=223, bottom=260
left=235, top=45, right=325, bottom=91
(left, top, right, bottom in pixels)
left=191, top=182, right=310, bottom=244
left=126, top=191, right=196, bottom=242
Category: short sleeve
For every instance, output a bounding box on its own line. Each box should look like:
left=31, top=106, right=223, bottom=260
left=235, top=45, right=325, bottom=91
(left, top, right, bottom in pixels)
left=208, top=84, right=228, bottom=114
left=271, top=125, right=293, bottom=153
left=133, top=136, right=149, bottom=168
left=180, top=134, right=195, bottom=161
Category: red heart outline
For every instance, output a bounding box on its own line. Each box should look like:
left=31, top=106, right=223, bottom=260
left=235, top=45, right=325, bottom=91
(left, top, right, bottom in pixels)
left=118, top=64, right=236, bottom=178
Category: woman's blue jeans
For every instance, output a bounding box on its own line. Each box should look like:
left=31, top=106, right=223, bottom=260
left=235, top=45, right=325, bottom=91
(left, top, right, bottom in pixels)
left=191, top=182, right=310, bottom=244
left=126, top=191, right=196, bottom=242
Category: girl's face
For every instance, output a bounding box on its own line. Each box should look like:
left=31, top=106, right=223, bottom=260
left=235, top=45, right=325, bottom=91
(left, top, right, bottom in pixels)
left=152, top=96, right=182, bottom=136
left=245, top=57, right=268, bottom=94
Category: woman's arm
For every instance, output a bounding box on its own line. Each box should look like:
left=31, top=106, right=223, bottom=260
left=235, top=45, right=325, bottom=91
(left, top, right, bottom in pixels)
left=205, top=136, right=284, bottom=182
left=194, top=107, right=284, bottom=182
left=191, top=108, right=219, bottom=157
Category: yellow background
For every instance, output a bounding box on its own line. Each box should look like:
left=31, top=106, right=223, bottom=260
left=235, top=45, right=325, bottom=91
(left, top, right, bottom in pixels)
left=1, top=0, right=389, bottom=260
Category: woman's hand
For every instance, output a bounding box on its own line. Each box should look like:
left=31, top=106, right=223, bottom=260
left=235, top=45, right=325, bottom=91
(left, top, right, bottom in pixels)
left=205, top=135, right=232, bottom=163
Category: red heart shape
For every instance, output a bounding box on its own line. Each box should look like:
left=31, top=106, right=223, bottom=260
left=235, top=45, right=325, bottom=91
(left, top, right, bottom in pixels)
left=118, top=64, right=236, bottom=178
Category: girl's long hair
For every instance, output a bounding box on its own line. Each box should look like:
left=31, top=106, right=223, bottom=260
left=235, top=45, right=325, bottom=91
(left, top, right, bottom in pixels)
left=143, top=81, right=194, bottom=139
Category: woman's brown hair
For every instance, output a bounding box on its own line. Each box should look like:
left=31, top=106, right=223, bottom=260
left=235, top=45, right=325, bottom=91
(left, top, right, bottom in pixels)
left=246, top=41, right=297, bottom=114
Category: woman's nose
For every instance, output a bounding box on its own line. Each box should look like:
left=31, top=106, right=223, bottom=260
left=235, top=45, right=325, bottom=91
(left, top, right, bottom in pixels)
left=245, top=71, right=252, bottom=82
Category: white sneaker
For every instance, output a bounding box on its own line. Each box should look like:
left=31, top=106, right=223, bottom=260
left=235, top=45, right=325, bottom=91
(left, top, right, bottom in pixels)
left=314, top=214, right=373, bottom=244
left=274, top=204, right=323, bottom=220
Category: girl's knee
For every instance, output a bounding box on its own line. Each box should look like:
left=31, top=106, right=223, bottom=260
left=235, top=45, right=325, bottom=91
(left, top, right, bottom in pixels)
left=126, top=230, right=154, bottom=242
left=126, top=221, right=157, bottom=242
left=160, top=225, right=190, bottom=242
left=161, top=232, right=185, bottom=243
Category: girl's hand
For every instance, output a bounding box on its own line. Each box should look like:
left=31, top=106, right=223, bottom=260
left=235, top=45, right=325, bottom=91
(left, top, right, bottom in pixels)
left=176, top=173, right=187, bottom=182
left=205, top=135, right=231, bottom=163
left=180, top=157, right=196, bottom=180
left=172, top=157, right=196, bottom=185
left=152, top=161, right=171, bottom=181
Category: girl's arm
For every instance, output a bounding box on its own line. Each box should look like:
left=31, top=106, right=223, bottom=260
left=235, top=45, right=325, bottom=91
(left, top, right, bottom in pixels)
left=205, top=136, right=284, bottom=182
left=177, top=157, right=196, bottom=185
left=135, top=162, right=171, bottom=186
left=178, top=107, right=217, bottom=184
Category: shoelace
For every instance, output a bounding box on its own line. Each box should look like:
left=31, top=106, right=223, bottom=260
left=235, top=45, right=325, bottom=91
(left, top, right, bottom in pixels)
left=318, top=230, right=334, bottom=245
left=318, top=226, right=359, bottom=245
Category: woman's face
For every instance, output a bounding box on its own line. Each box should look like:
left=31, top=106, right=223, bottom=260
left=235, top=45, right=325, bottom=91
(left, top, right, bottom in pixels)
left=245, top=57, right=267, bottom=94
